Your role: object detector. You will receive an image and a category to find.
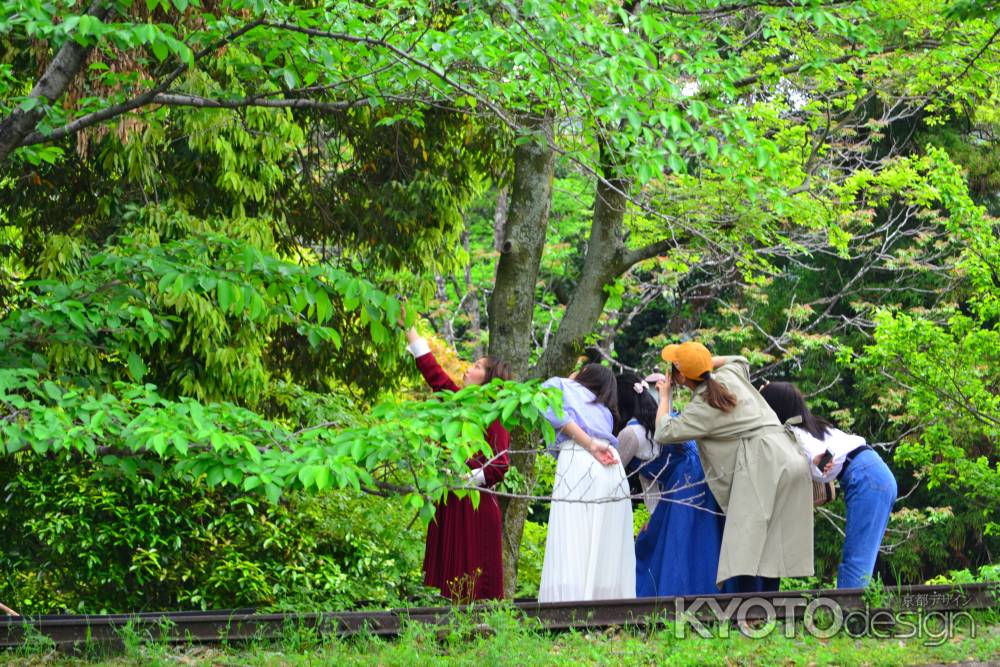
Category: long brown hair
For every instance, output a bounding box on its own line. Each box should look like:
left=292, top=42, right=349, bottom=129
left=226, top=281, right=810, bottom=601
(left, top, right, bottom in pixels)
left=483, top=357, right=513, bottom=383
left=701, top=373, right=738, bottom=412
left=676, top=366, right=737, bottom=412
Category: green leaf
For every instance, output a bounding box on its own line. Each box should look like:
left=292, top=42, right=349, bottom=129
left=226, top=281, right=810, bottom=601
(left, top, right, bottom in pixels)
left=171, top=432, right=189, bottom=455
left=120, top=457, right=138, bottom=478
left=217, top=281, right=233, bottom=312
left=668, top=153, right=686, bottom=174
left=150, top=38, right=169, bottom=62
left=127, top=352, right=147, bottom=382
left=314, top=287, right=332, bottom=324
left=351, top=439, right=366, bottom=461
left=206, top=465, right=225, bottom=486
left=150, top=433, right=168, bottom=456
left=224, top=467, right=242, bottom=486
left=461, top=421, right=480, bottom=443
left=443, top=420, right=462, bottom=441
left=314, top=466, right=331, bottom=491
left=755, top=145, right=770, bottom=169
left=42, top=381, right=62, bottom=401
left=264, top=483, right=282, bottom=504
left=298, top=465, right=317, bottom=487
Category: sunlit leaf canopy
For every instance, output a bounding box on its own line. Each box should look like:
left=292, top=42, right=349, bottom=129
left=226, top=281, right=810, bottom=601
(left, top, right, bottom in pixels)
left=6, top=0, right=998, bottom=183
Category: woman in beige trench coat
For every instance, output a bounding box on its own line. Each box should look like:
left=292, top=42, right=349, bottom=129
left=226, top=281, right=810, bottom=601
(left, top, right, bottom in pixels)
left=653, top=342, right=814, bottom=592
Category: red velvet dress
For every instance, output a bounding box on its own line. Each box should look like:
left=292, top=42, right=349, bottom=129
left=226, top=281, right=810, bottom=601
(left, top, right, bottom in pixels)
left=415, top=351, right=509, bottom=601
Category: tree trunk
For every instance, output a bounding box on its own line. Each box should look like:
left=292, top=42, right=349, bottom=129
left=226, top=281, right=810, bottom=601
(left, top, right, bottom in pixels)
left=434, top=273, right=456, bottom=347
left=489, top=123, right=636, bottom=596
left=534, top=171, right=630, bottom=379
left=0, top=0, right=108, bottom=163
left=487, top=114, right=556, bottom=598
left=487, top=115, right=556, bottom=378
left=493, top=185, right=510, bottom=252
left=499, top=169, right=629, bottom=598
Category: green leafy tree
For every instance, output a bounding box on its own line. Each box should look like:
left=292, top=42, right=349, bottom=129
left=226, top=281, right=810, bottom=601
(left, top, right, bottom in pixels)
left=853, top=151, right=999, bottom=535
left=5, top=0, right=1000, bottom=598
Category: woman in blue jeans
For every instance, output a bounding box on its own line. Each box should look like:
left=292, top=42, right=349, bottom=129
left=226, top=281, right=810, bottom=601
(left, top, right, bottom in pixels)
left=760, top=382, right=897, bottom=589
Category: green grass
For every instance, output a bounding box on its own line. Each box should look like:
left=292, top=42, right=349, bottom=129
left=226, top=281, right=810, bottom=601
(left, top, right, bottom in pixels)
left=3, top=607, right=999, bottom=666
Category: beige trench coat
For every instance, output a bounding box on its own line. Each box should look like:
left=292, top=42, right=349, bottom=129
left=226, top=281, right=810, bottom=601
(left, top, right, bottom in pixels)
left=654, top=356, right=814, bottom=587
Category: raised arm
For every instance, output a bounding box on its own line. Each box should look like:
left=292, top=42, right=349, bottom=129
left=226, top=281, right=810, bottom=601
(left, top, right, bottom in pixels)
left=652, top=383, right=715, bottom=444
left=655, top=374, right=672, bottom=430
left=407, top=329, right=460, bottom=393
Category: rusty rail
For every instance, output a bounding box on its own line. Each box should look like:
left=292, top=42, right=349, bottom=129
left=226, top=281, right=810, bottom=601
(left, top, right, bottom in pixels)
left=1, top=583, right=996, bottom=649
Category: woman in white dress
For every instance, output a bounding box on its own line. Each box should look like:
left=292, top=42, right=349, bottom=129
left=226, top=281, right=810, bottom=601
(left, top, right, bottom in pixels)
left=538, top=364, right=636, bottom=602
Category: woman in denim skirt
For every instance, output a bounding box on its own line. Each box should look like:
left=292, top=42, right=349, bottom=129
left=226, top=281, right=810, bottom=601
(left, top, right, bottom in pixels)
left=760, top=381, right=897, bottom=589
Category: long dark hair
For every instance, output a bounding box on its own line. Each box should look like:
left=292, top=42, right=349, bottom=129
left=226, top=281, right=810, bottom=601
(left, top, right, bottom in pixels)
left=759, top=381, right=833, bottom=440
left=614, top=371, right=657, bottom=445
left=574, top=363, right=619, bottom=418
left=483, top=357, right=513, bottom=383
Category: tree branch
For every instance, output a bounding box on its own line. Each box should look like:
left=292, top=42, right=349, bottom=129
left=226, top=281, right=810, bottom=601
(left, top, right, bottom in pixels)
left=662, top=0, right=863, bottom=18
left=262, top=21, right=519, bottom=130
left=151, top=92, right=369, bottom=111
left=731, top=41, right=928, bottom=90
left=0, top=0, right=110, bottom=162
left=16, top=17, right=266, bottom=149
left=621, top=238, right=678, bottom=270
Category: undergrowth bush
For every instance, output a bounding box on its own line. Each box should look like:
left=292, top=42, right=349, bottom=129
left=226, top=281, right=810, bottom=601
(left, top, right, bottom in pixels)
left=0, top=456, right=430, bottom=613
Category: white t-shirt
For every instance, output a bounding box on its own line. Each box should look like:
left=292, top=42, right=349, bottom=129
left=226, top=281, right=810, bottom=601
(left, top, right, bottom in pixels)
left=791, top=425, right=866, bottom=483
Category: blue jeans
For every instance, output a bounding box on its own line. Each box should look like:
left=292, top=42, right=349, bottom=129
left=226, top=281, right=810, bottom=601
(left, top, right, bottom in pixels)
left=838, top=448, right=897, bottom=589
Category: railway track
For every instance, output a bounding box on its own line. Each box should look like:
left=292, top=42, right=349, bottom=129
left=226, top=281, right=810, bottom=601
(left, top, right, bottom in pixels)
left=2, top=583, right=997, bottom=649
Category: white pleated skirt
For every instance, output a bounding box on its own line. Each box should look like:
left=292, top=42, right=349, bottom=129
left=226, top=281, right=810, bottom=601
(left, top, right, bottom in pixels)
left=538, top=442, right=636, bottom=603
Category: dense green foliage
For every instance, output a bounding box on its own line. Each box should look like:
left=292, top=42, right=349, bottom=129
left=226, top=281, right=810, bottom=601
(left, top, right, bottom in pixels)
left=0, top=225, right=562, bottom=612
left=2, top=0, right=999, bottom=611
left=0, top=459, right=429, bottom=613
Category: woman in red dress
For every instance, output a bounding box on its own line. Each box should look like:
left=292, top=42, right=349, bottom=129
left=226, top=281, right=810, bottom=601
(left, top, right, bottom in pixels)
left=405, top=325, right=512, bottom=601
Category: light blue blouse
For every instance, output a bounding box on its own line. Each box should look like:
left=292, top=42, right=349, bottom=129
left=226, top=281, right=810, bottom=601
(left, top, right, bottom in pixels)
left=541, top=377, right=618, bottom=455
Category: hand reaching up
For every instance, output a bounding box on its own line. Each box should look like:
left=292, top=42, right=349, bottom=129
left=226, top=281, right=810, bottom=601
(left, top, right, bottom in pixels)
left=399, top=304, right=422, bottom=344
left=655, top=373, right=671, bottom=397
